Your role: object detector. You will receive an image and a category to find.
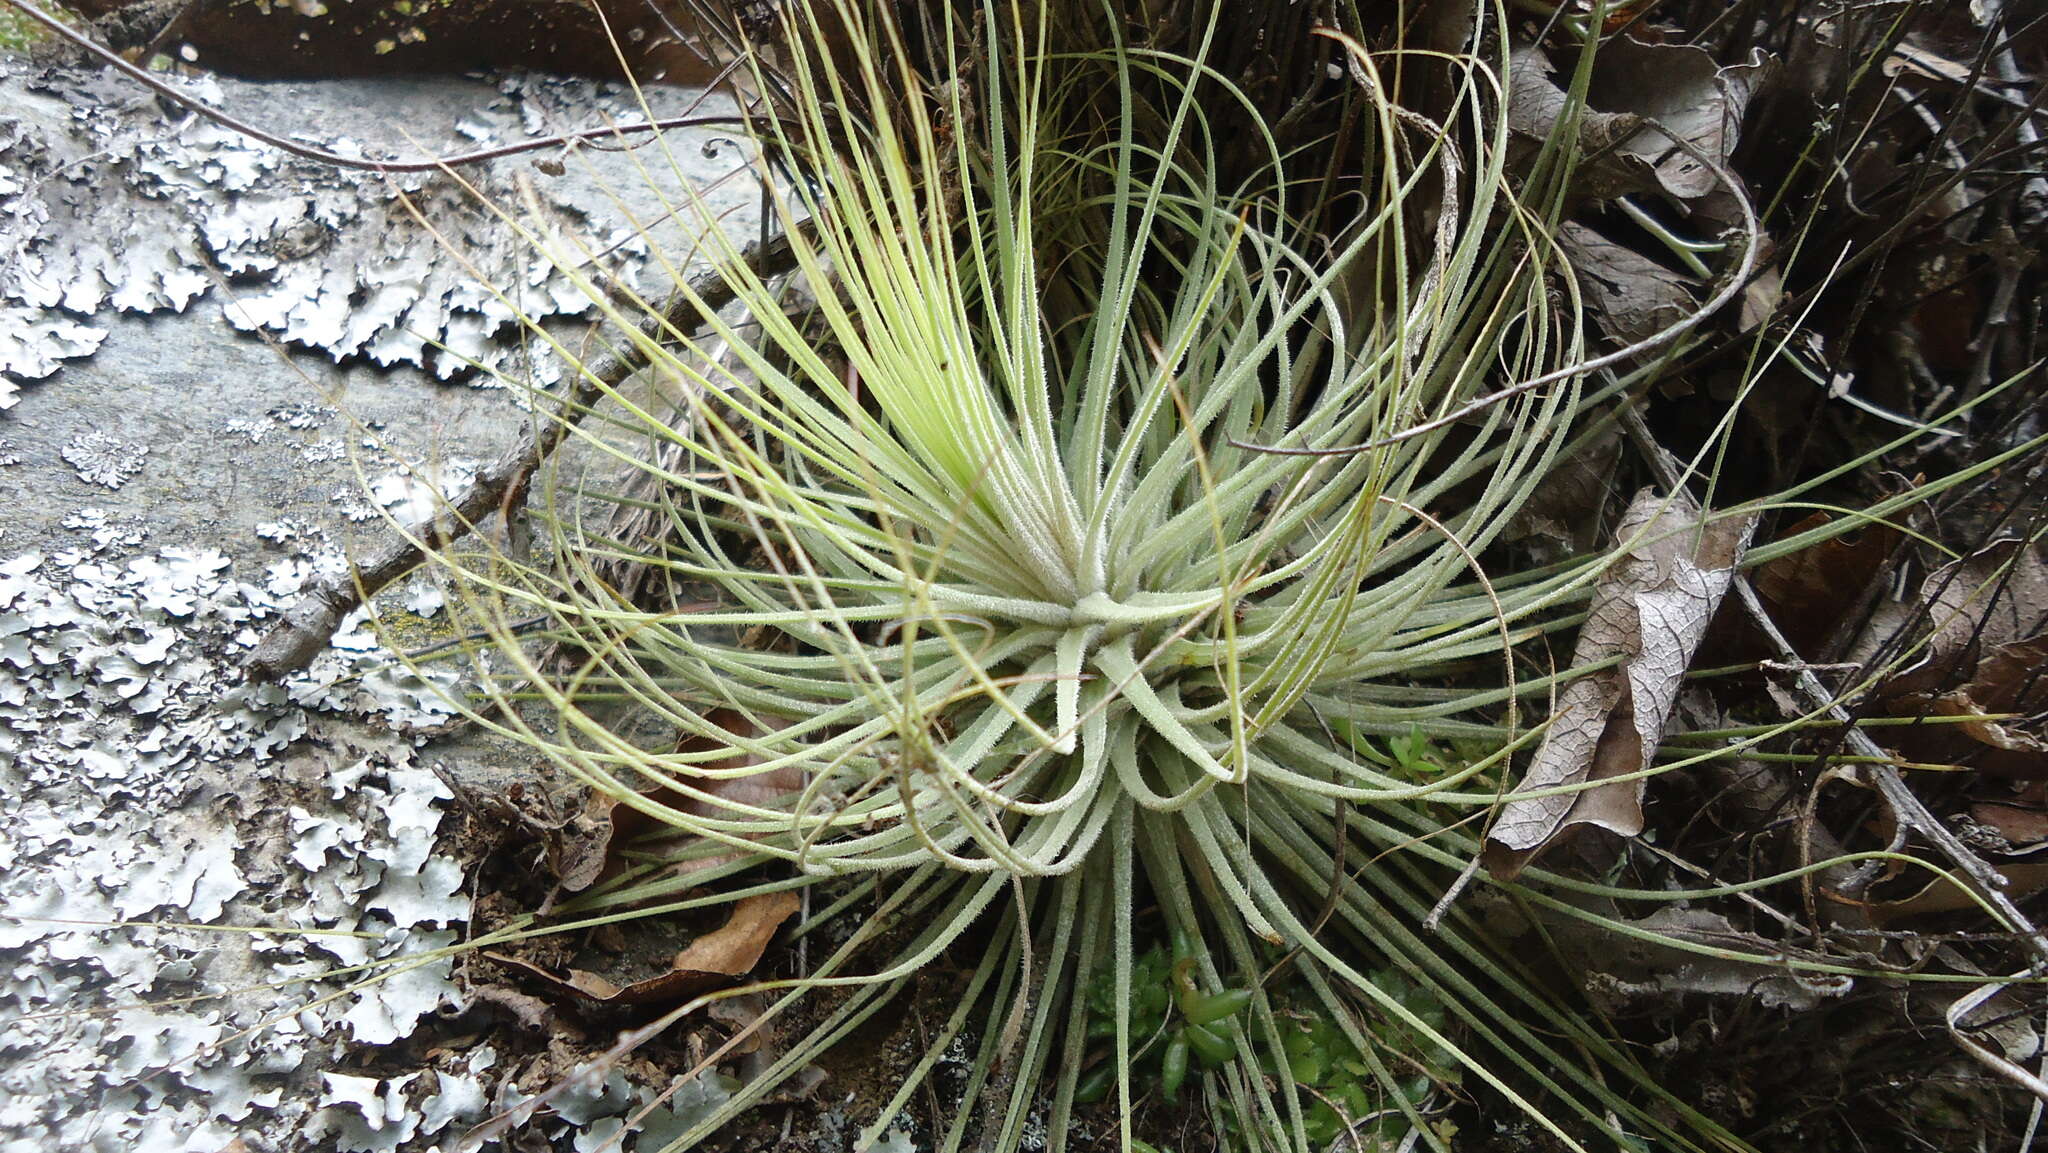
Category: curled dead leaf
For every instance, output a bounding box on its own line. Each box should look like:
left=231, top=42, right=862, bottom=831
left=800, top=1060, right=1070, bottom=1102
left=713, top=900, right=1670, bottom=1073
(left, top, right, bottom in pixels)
left=554, top=708, right=806, bottom=898
left=1587, top=39, right=1772, bottom=202
left=1738, top=262, right=1784, bottom=332
left=1506, top=44, right=1656, bottom=204
left=1916, top=632, right=2048, bottom=778
left=1880, top=538, right=2048, bottom=699
left=487, top=890, right=799, bottom=1007
left=1752, top=511, right=1902, bottom=656
left=1870, top=540, right=2048, bottom=778
left=1485, top=489, right=1757, bottom=878
left=1507, top=36, right=1770, bottom=212
left=1505, top=424, right=1622, bottom=557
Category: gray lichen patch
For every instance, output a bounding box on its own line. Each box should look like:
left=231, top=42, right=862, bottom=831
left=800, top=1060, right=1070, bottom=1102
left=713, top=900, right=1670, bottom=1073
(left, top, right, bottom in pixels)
left=59, top=431, right=149, bottom=489
left=0, top=52, right=771, bottom=1153
left=0, top=59, right=748, bottom=396
left=0, top=524, right=483, bottom=1151
left=0, top=304, right=103, bottom=404
left=0, top=281, right=765, bottom=1153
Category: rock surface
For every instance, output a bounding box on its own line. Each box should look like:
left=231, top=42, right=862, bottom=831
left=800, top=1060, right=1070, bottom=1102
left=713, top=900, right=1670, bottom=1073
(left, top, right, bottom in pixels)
left=0, top=57, right=759, bottom=1153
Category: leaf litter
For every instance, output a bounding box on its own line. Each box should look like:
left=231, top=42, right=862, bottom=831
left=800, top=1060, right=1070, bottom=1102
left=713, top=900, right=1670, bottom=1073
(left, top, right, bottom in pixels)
left=1486, top=488, right=1758, bottom=877
left=486, top=892, right=799, bottom=1007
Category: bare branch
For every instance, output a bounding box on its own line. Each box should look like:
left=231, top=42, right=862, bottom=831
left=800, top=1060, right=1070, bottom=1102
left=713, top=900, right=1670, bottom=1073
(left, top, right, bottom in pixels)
left=244, top=234, right=796, bottom=681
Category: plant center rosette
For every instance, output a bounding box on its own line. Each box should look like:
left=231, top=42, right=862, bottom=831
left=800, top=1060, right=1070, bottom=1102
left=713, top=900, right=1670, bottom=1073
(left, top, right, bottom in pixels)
left=435, top=4, right=1733, bottom=1150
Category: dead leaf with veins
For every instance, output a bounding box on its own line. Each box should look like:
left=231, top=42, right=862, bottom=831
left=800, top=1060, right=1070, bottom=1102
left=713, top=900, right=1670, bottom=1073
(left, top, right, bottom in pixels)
left=1589, top=38, right=1772, bottom=203
left=1485, top=489, right=1757, bottom=878
left=1879, top=538, right=2048, bottom=699
left=1560, top=220, right=1697, bottom=345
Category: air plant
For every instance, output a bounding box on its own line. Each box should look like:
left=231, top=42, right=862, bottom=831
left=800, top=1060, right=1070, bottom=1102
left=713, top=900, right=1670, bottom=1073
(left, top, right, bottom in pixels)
left=420, top=1, right=1841, bottom=1150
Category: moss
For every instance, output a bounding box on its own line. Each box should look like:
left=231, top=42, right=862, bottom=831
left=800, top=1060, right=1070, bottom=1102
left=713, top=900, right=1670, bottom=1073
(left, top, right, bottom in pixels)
left=0, top=9, right=50, bottom=53
left=366, top=595, right=464, bottom=653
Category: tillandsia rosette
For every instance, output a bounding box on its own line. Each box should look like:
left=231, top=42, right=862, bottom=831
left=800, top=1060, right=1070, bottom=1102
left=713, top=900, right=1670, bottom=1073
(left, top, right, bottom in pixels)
left=415, top=2, right=1938, bottom=1151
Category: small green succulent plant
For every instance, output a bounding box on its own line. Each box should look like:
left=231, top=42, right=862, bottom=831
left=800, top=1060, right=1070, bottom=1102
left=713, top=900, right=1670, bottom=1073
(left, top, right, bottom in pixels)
left=1074, top=931, right=1254, bottom=1105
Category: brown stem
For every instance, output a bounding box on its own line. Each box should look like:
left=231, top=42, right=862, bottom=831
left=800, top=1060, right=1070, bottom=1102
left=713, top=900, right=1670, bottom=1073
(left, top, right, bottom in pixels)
left=244, top=234, right=796, bottom=681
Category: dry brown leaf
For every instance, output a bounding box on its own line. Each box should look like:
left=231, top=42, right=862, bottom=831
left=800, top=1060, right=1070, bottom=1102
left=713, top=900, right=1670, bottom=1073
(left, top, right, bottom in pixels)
left=1867, top=863, right=2048, bottom=927
left=1485, top=489, right=1757, bottom=878
left=1738, top=263, right=1785, bottom=332
left=672, top=890, right=801, bottom=975
left=554, top=708, right=806, bottom=897
left=1505, top=44, right=1657, bottom=204
left=1919, top=631, right=2048, bottom=778
left=1507, top=44, right=1646, bottom=150
left=1505, top=424, right=1622, bottom=557
left=1970, top=798, right=2048, bottom=847
left=1928, top=696, right=2048, bottom=776
left=487, top=891, right=799, bottom=1007
left=1969, top=631, right=2048, bottom=716
left=1880, top=539, right=2048, bottom=698
left=706, top=993, right=771, bottom=1056
left=1752, top=511, right=1901, bottom=655
left=1560, top=221, right=1697, bottom=345
left=1588, top=39, right=1772, bottom=202
left=1870, top=541, right=2048, bottom=777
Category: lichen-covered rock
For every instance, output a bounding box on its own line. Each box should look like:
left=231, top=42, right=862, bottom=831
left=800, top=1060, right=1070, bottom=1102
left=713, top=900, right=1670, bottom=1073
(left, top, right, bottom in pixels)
left=160, top=0, right=742, bottom=84
left=0, top=59, right=665, bottom=394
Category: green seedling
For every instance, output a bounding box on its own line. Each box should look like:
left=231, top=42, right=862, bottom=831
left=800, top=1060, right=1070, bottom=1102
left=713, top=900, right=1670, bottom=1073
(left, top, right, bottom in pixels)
left=1332, top=721, right=1451, bottom=784
left=1260, top=971, right=1460, bottom=1148
left=1074, top=931, right=1256, bottom=1104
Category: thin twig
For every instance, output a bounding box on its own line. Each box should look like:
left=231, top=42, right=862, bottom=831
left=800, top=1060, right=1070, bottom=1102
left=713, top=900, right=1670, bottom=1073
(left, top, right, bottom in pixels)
left=245, top=235, right=796, bottom=681
left=1619, top=408, right=2048, bottom=968
left=1736, top=577, right=2048, bottom=967
left=1233, top=115, right=1760, bottom=459
left=3, top=0, right=746, bottom=173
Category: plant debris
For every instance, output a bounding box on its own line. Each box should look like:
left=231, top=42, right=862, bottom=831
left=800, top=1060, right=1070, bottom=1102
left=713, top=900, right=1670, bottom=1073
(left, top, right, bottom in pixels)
left=487, top=891, right=798, bottom=1007
left=1486, top=489, right=1757, bottom=876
